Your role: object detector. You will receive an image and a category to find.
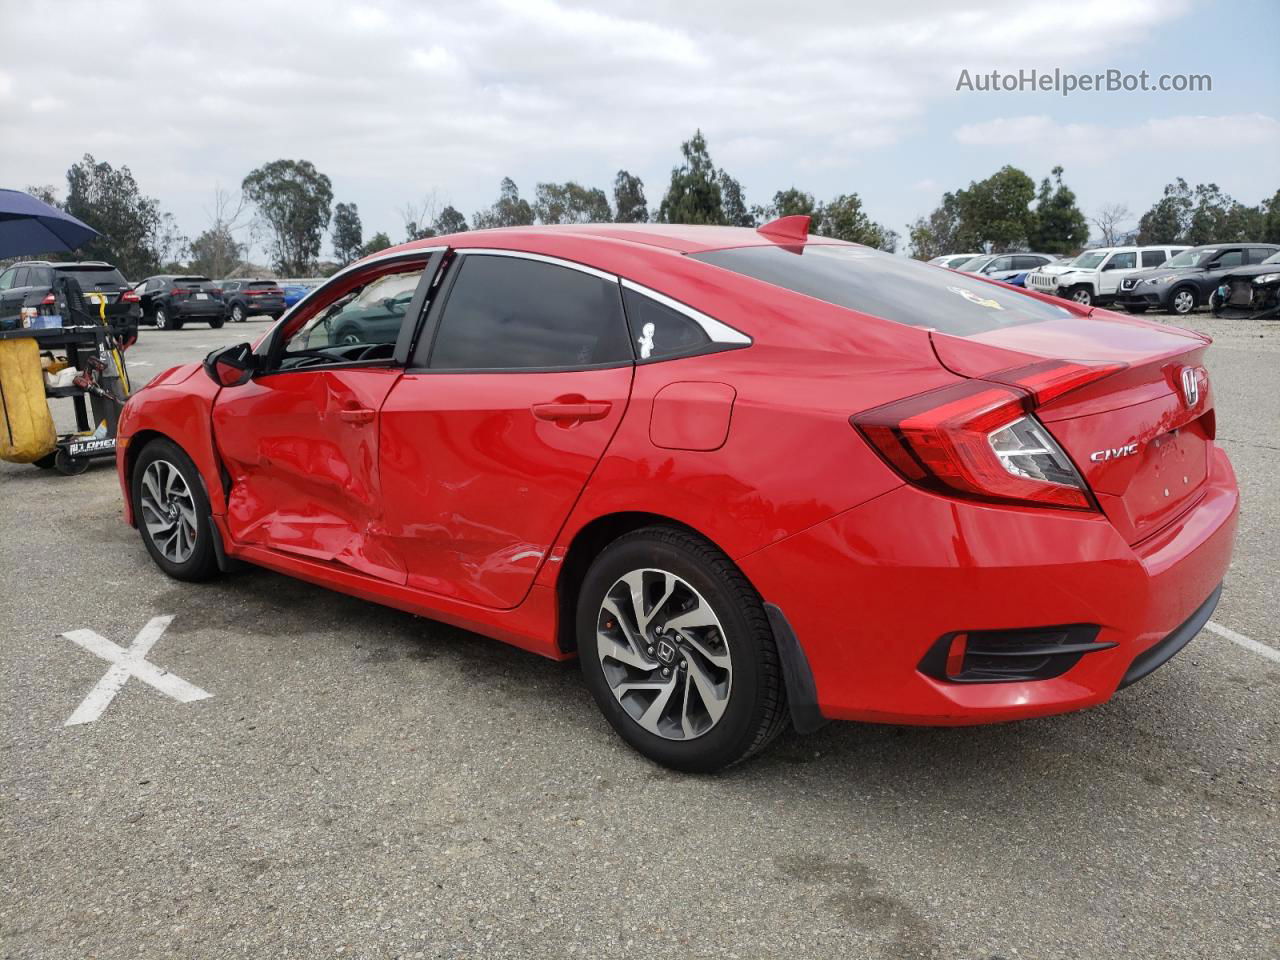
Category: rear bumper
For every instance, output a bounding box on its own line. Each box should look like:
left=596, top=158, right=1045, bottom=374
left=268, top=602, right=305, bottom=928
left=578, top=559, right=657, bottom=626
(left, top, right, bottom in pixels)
left=173, top=304, right=225, bottom=318
left=738, top=445, right=1238, bottom=726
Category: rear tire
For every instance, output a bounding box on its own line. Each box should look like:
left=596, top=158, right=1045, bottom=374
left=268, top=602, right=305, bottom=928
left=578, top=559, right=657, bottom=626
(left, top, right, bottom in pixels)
left=577, top=526, right=788, bottom=773
left=131, top=438, right=220, bottom=582
left=209, top=317, right=224, bottom=329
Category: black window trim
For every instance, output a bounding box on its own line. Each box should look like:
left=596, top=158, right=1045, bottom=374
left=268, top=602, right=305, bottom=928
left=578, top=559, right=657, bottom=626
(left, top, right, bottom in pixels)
left=405, top=249, right=752, bottom=375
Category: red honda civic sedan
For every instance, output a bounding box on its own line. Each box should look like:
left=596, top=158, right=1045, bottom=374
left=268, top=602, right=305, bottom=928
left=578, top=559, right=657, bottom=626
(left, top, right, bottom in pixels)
left=116, top=217, right=1238, bottom=771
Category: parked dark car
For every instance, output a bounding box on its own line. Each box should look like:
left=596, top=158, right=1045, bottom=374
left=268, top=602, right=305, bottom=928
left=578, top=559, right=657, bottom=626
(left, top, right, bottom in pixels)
left=133, top=276, right=226, bottom=330
left=1113, top=244, right=1280, bottom=316
left=221, top=280, right=287, bottom=323
left=1210, top=251, right=1280, bottom=320
left=0, top=260, right=140, bottom=331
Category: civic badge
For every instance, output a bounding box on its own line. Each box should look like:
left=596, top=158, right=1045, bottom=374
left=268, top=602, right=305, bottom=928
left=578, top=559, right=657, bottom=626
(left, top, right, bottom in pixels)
left=1179, top=367, right=1200, bottom=408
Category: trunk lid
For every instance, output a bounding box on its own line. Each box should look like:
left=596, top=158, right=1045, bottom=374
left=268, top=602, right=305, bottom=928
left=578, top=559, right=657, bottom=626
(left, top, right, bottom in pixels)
left=931, top=311, right=1216, bottom=544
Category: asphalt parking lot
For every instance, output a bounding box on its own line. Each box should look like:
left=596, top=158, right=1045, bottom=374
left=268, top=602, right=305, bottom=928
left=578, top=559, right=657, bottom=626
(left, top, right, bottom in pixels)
left=2, top=310, right=1277, bottom=960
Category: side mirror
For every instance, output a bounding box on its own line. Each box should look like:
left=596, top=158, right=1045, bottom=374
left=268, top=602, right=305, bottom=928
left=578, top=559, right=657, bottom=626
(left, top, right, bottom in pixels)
left=203, top=342, right=258, bottom=387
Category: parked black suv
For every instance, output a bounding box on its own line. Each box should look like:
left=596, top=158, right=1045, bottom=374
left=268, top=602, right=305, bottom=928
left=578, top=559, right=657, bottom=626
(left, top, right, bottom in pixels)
left=1113, top=243, right=1280, bottom=315
left=134, top=275, right=226, bottom=329
left=221, top=279, right=286, bottom=323
left=0, top=260, right=141, bottom=331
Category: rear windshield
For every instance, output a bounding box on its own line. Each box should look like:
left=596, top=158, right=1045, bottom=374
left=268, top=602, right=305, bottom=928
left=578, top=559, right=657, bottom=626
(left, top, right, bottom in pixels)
left=691, top=244, right=1074, bottom=337
left=248, top=281, right=279, bottom=289
left=172, top=276, right=218, bottom=290
left=54, top=265, right=127, bottom=288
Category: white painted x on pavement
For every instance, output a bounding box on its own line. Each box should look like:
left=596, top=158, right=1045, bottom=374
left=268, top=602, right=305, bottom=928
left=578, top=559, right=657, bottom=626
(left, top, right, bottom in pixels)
left=63, top=615, right=212, bottom=726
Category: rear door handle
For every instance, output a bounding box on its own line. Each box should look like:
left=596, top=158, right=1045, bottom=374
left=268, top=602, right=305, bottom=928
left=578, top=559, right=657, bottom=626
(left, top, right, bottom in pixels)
left=340, top=407, right=376, bottom=424
left=532, top=401, right=612, bottom=423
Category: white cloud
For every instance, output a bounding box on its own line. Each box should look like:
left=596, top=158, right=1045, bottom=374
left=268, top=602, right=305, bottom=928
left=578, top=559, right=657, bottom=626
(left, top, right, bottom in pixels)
left=0, top=0, right=1209, bottom=254
left=954, top=113, right=1280, bottom=159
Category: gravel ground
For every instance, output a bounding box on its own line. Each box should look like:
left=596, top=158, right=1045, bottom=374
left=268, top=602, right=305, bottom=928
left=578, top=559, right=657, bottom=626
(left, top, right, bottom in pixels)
left=1, top=309, right=1277, bottom=960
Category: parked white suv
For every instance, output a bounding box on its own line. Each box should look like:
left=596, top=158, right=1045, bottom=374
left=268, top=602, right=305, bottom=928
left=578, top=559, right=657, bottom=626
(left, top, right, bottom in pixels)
left=1026, top=246, right=1186, bottom=306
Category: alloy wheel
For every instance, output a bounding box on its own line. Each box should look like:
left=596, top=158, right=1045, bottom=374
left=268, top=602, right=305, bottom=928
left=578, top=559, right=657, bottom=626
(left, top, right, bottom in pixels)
left=138, top=459, right=199, bottom=563
left=1173, top=289, right=1195, bottom=314
left=156, top=308, right=168, bottom=329
left=595, top=568, right=732, bottom=741
left=1071, top=288, right=1092, bottom=305
left=232, top=305, right=243, bottom=322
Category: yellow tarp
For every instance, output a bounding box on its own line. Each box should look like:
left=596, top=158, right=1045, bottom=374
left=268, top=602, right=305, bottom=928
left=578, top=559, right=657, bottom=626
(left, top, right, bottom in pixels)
left=0, top=338, right=57, bottom=463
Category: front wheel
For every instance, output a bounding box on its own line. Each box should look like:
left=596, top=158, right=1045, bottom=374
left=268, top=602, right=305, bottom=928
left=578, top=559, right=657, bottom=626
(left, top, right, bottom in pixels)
left=1170, top=286, right=1198, bottom=315
left=577, top=527, right=788, bottom=772
left=1066, top=285, right=1093, bottom=307
left=131, top=438, right=220, bottom=581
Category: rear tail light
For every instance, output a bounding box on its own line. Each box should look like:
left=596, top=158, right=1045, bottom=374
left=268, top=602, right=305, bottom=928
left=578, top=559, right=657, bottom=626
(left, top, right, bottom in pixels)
left=120, top=289, right=140, bottom=303
left=170, top=288, right=185, bottom=296
left=41, top=293, right=56, bottom=305
left=850, top=361, right=1123, bottom=511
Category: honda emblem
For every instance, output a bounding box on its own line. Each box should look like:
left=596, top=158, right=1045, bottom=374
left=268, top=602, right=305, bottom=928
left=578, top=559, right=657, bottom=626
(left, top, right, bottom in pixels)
left=1180, top=367, right=1200, bottom=408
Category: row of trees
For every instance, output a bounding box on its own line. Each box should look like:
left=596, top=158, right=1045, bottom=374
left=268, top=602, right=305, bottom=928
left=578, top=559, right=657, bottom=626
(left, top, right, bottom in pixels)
left=908, top=165, right=1280, bottom=259
left=22, top=140, right=1280, bottom=278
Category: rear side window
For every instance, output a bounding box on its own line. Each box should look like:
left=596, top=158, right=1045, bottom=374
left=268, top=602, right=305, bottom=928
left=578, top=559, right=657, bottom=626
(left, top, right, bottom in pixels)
left=13, top=267, right=29, bottom=287
left=425, top=255, right=631, bottom=370
left=1248, top=247, right=1276, bottom=264
left=691, top=244, right=1073, bottom=337
left=1141, top=250, right=1167, bottom=267
left=621, top=287, right=710, bottom=360
left=29, top=267, right=53, bottom=286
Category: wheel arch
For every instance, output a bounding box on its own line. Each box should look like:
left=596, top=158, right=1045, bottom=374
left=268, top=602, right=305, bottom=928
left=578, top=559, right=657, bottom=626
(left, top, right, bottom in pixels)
left=552, top=510, right=741, bottom=656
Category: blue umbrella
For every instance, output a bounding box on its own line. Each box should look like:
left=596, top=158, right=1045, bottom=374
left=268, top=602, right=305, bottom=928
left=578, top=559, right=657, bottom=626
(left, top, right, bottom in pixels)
left=0, top=188, right=99, bottom=259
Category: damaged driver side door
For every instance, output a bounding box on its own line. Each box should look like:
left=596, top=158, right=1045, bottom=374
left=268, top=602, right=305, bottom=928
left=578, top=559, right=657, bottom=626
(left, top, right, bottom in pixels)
left=210, top=252, right=440, bottom=583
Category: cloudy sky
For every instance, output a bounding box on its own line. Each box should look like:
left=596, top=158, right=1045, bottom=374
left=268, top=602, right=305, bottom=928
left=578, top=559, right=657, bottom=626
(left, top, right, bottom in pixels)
left=1, top=0, right=1276, bottom=259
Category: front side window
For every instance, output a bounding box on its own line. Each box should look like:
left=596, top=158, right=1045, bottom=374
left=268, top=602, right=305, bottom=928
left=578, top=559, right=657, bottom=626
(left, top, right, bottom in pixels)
left=425, top=255, right=631, bottom=370
left=1215, top=251, right=1243, bottom=269
left=985, top=256, right=1014, bottom=273
left=285, top=267, right=424, bottom=355
left=1106, top=252, right=1137, bottom=270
